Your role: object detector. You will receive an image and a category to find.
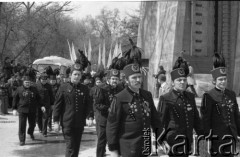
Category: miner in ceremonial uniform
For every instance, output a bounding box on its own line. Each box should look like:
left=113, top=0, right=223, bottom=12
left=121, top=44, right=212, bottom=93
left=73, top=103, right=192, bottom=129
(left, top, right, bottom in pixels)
left=36, top=68, right=54, bottom=137
left=53, top=53, right=93, bottom=157
left=95, top=60, right=124, bottom=157
left=157, top=57, right=203, bottom=157
left=200, top=53, right=240, bottom=157
left=106, top=63, right=162, bottom=157
left=106, top=39, right=162, bottom=157
left=12, top=71, right=45, bottom=146
left=48, top=69, right=60, bottom=131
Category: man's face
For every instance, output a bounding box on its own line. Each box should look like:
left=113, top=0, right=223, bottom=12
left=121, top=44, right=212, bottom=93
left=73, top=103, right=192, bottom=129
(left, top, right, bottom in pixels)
left=50, top=80, right=57, bottom=85
left=173, top=77, right=187, bottom=92
left=95, top=80, right=102, bottom=86
left=215, top=76, right=227, bottom=90
left=109, top=76, right=119, bottom=87
left=71, top=70, right=82, bottom=84
left=23, top=80, right=31, bottom=88
left=40, top=78, right=47, bottom=85
left=127, top=73, right=142, bottom=90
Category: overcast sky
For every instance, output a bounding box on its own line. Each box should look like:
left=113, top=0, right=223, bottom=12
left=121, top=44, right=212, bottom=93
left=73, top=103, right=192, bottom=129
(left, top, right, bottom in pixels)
left=67, top=1, right=141, bottom=20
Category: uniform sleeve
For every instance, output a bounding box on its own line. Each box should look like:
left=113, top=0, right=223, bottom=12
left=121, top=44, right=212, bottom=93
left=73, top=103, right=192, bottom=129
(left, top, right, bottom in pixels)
left=12, top=88, right=19, bottom=110
left=49, top=85, right=54, bottom=105
left=232, top=91, right=240, bottom=136
left=35, top=88, right=44, bottom=108
left=192, top=95, right=203, bottom=135
left=53, top=86, right=64, bottom=122
left=157, top=95, right=169, bottom=143
left=200, top=93, right=212, bottom=136
left=85, top=87, right=94, bottom=119
left=106, top=96, right=121, bottom=151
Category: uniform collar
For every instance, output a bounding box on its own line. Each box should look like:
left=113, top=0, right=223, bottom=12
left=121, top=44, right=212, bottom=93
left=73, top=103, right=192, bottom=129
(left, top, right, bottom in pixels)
left=126, top=86, right=141, bottom=97
left=215, top=86, right=225, bottom=93
left=172, top=89, right=185, bottom=97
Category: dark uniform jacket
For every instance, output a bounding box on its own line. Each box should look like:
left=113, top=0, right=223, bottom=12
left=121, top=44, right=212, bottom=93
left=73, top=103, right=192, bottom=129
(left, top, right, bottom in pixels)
left=107, top=87, right=162, bottom=157
left=51, top=83, right=60, bottom=105
left=157, top=89, right=203, bottom=146
left=93, top=84, right=123, bottom=125
left=200, top=88, right=240, bottom=140
left=53, top=82, right=93, bottom=128
left=12, top=86, right=43, bottom=113
left=36, top=82, right=53, bottom=109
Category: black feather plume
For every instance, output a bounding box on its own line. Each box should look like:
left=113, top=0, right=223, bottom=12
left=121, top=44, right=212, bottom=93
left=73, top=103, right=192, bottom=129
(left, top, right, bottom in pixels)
left=66, top=67, right=71, bottom=75
left=76, top=49, right=91, bottom=70
left=122, top=38, right=143, bottom=66
left=25, top=67, right=37, bottom=81
left=173, top=56, right=189, bottom=75
left=53, top=68, right=60, bottom=76
left=109, top=57, right=127, bottom=70
left=44, top=66, right=54, bottom=76
left=94, top=70, right=105, bottom=80
left=213, top=53, right=226, bottom=69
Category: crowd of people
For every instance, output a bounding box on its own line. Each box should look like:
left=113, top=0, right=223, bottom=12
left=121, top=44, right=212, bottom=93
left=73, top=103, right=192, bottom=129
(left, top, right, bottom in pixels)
left=0, top=39, right=240, bottom=157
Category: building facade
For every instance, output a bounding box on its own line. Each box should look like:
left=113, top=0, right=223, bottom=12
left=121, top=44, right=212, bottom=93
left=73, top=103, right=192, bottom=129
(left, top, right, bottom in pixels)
left=138, top=1, right=240, bottom=96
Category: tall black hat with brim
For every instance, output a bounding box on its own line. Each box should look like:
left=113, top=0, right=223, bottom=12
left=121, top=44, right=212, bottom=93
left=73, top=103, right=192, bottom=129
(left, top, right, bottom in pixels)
left=50, top=68, right=60, bottom=80
left=70, top=49, right=91, bottom=72
left=211, top=53, right=227, bottom=79
left=170, top=56, right=189, bottom=81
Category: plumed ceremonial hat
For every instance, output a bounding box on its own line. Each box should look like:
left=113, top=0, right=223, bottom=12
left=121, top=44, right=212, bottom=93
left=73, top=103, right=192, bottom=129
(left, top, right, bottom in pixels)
left=211, top=53, right=227, bottom=79
left=171, top=56, right=189, bottom=81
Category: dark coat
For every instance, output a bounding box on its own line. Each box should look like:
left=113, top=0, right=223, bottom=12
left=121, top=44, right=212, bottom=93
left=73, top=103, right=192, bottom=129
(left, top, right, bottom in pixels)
left=12, top=86, right=43, bottom=113
left=106, top=87, right=162, bottom=157
left=93, top=84, right=123, bottom=126
left=53, top=82, right=93, bottom=128
left=200, top=88, right=240, bottom=140
left=51, top=83, right=60, bottom=105
left=157, top=89, right=203, bottom=146
left=36, top=82, right=53, bottom=108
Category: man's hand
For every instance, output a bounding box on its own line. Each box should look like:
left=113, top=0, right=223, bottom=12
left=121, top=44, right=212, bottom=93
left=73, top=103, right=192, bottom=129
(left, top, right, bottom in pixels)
left=13, top=110, right=18, bottom=116
left=109, top=150, right=119, bottom=157
left=54, top=122, right=60, bottom=133
left=41, top=106, right=46, bottom=113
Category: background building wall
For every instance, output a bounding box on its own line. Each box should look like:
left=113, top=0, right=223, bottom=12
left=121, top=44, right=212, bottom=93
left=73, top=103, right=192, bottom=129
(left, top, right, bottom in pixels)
left=137, top=1, right=180, bottom=95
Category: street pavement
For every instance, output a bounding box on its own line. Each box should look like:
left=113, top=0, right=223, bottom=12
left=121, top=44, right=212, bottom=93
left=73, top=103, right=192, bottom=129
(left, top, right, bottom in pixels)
left=0, top=109, right=104, bottom=157
left=1, top=97, right=240, bottom=157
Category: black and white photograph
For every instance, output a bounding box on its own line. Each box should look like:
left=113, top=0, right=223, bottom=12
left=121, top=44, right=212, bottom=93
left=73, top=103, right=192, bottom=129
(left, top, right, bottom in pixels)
left=0, top=0, right=240, bottom=157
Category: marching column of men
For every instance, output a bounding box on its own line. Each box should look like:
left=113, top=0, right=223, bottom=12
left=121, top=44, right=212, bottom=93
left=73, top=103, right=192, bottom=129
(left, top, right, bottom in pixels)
left=94, top=68, right=123, bottom=157
left=12, top=73, right=46, bottom=146
left=10, top=51, right=240, bottom=157
left=36, top=72, right=54, bottom=137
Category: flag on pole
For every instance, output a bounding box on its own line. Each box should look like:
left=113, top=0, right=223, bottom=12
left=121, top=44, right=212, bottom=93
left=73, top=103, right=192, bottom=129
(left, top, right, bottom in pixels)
left=84, top=43, right=88, bottom=57
left=107, top=42, right=113, bottom=68
left=102, top=40, right=106, bottom=68
left=67, top=39, right=73, bottom=61
left=72, top=42, right=77, bottom=61
left=98, top=44, right=102, bottom=69
left=88, top=38, right=92, bottom=61
left=118, top=42, right=122, bottom=58
left=112, top=42, right=119, bottom=59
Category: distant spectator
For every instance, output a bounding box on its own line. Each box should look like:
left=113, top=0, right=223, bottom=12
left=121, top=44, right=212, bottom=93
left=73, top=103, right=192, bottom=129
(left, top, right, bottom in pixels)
left=2, top=57, right=13, bottom=82
left=153, top=65, right=166, bottom=98
left=0, top=73, right=9, bottom=114
left=158, top=74, right=171, bottom=97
